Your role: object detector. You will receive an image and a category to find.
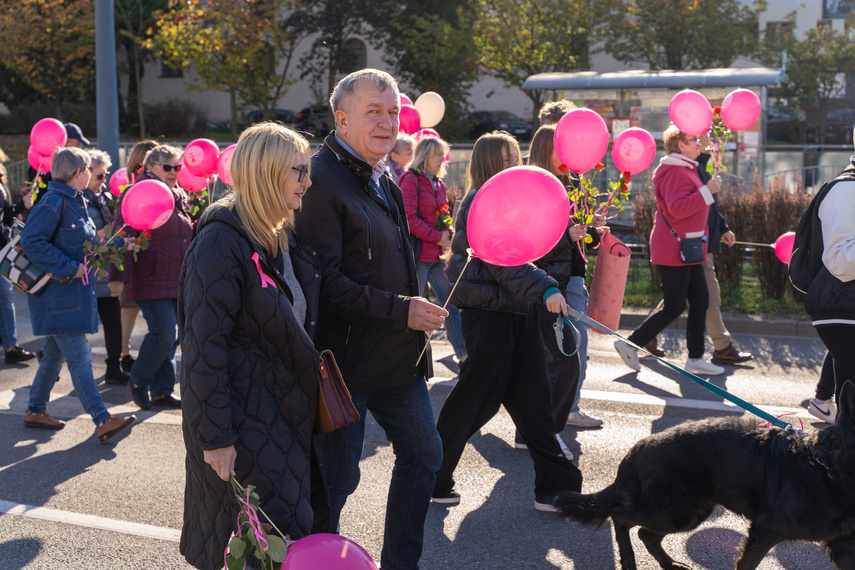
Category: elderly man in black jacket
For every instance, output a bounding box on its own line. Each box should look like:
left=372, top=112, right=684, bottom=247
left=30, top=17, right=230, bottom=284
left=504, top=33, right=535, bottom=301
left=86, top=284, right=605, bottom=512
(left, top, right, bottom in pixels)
left=295, top=69, right=447, bottom=570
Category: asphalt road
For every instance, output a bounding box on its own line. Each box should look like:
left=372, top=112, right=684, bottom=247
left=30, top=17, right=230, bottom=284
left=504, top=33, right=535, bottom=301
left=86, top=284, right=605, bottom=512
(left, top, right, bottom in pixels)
left=0, top=294, right=834, bottom=570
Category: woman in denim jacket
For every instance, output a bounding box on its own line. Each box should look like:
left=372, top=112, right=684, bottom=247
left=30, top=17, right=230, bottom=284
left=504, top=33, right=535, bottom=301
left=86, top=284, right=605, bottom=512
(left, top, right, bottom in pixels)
left=20, top=148, right=136, bottom=443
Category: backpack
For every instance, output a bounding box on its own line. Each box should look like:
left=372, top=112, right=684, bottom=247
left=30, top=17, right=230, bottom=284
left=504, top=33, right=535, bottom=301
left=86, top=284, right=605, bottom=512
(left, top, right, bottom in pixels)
left=788, top=166, right=855, bottom=293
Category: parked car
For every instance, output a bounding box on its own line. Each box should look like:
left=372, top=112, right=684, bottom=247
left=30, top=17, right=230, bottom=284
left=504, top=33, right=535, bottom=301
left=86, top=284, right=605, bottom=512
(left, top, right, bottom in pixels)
left=245, top=108, right=297, bottom=126
left=467, top=110, right=533, bottom=140
left=294, top=104, right=331, bottom=138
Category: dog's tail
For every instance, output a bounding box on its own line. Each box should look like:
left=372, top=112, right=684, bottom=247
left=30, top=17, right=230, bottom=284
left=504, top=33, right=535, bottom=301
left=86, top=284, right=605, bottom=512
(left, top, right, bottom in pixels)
left=553, top=484, right=617, bottom=528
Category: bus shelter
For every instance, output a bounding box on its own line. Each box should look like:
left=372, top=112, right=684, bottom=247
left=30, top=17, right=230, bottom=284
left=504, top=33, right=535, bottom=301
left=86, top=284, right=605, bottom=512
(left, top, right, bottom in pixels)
left=522, top=67, right=783, bottom=181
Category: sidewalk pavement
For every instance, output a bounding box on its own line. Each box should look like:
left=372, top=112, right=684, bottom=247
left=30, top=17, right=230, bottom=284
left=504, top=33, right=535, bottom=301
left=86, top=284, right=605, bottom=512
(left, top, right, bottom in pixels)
left=619, top=307, right=818, bottom=338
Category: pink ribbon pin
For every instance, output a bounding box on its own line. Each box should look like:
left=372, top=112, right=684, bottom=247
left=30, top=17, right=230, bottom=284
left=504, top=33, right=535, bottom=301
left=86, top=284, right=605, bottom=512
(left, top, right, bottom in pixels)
left=251, top=252, right=277, bottom=289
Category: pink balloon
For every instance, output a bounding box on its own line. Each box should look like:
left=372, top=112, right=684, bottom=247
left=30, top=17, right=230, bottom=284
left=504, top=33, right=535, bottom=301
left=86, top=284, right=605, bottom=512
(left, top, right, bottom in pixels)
left=109, top=168, right=129, bottom=195
left=400, top=93, right=414, bottom=106
left=669, top=90, right=713, bottom=135
left=177, top=158, right=209, bottom=193
left=775, top=231, right=796, bottom=264
left=280, top=533, right=377, bottom=570
left=121, top=180, right=175, bottom=231
left=27, top=145, right=52, bottom=174
left=30, top=118, right=67, bottom=156
left=183, top=138, right=219, bottom=177
left=399, top=105, right=421, bottom=135
left=415, top=128, right=439, bottom=141
left=216, top=144, right=237, bottom=186
left=612, top=128, right=657, bottom=175
left=554, top=108, right=610, bottom=173
left=467, top=166, right=570, bottom=266
left=721, top=88, right=761, bottom=131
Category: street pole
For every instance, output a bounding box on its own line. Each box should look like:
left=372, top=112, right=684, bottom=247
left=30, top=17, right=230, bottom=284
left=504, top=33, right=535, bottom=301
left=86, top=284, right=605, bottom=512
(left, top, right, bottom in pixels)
left=95, top=0, right=121, bottom=171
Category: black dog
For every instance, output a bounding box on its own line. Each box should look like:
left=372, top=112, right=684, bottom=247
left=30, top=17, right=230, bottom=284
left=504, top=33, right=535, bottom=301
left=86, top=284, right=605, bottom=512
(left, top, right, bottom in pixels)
left=556, top=381, right=855, bottom=570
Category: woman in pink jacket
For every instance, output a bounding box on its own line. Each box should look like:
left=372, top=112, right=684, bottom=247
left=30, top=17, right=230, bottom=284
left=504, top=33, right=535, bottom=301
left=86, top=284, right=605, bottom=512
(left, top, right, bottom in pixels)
left=614, top=124, right=724, bottom=376
left=399, top=137, right=466, bottom=361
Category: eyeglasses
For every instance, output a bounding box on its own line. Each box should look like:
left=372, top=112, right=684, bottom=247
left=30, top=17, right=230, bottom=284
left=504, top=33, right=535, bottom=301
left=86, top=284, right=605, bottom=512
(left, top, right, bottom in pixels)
left=291, top=163, right=308, bottom=183
left=94, top=173, right=106, bottom=181
left=683, top=137, right=700, bottom=144
left=159, top=163, right=183, bottom=172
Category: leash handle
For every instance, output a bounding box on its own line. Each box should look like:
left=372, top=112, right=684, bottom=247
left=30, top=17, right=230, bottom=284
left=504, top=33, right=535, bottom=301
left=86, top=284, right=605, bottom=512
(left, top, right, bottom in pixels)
left=563, top=305, right=790, bottom=431
left=554, top=313, right=580, bottom=358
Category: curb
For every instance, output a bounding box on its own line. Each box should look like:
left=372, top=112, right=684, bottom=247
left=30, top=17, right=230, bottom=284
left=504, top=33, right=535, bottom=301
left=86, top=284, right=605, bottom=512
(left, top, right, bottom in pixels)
left=619, top=308, right=819, bottom=339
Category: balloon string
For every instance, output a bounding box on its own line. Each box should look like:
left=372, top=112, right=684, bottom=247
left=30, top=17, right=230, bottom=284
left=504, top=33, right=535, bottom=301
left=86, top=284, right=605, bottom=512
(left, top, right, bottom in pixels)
left=415, top=249, right=472, bottom=366
left=732, top=241, right=774, bottom=248
left=230, top=477, right=290, bottom=543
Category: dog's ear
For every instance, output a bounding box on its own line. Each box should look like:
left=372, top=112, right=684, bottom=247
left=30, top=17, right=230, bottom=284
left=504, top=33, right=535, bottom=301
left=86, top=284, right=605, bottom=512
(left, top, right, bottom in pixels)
left=837, top=381, right=855, bottom=430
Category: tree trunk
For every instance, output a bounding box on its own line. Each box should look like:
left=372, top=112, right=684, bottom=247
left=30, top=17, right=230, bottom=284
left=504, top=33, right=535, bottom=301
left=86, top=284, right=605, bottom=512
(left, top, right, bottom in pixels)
left=134, top=45, right=146, bottom=139
left=230, top=89, right=238, bottom=140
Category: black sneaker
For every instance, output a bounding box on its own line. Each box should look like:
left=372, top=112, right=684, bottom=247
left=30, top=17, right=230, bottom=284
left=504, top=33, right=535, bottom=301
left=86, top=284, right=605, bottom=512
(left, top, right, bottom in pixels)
left=121, top=354, right=135, bottom=373
left=431, top=490, right=461, bottom=505
left=129, top=382, right=151, bottom=410
left=6, top=346, right=36, bottom=364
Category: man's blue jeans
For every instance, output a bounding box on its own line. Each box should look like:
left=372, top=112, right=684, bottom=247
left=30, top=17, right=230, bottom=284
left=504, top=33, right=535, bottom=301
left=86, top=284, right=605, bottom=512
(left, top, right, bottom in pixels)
left=28, top=334, right=109, bottom=426
left=315, top=379, right=442, bottom=570
left=0, top=277, right=17, bottom=350
left=131, top=299, right=178, bottom=398
left=565, top=276, right=589, bottom=412
left=416, top=261, right=466, bottom=359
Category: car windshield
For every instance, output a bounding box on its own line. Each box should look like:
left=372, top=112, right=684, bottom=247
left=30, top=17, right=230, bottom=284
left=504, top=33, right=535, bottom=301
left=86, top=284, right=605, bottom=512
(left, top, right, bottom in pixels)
left=492, top=111, right=523, bottom=121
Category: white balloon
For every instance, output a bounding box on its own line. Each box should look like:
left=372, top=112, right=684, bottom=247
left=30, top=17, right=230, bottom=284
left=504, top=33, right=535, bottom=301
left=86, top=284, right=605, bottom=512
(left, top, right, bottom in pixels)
left=414, top=92, right=445, bottom=128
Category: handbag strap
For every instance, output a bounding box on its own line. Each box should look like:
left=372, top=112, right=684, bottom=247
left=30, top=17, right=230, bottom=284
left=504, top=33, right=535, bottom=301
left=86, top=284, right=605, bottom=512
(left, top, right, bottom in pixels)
left=659, top=210, right=682, bottom=242
left=49, top=197, right=67, bottom=244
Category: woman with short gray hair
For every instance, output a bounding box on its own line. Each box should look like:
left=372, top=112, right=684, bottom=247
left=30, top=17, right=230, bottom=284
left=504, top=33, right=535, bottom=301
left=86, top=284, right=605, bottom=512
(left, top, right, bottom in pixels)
left=20, top=147, right=136, bottom=442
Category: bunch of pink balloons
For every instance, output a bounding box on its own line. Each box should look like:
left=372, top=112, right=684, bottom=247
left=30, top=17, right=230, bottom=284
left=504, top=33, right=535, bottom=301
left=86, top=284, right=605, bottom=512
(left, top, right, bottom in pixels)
left=280, top=533, right=377, bottom=570
left=554, top=109, right=610, bottom=173
left=467, top=166, right=570, bottom=266
left=28, top=118, right=67, bottom=174
left=177, top=159, right=209, bottom=193
left=121, top=180, right=175, bottom=231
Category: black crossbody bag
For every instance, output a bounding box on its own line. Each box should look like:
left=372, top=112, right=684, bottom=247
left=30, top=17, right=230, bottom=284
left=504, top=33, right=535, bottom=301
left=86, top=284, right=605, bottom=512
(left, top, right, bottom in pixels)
left=660, top=212, right=707, bottom=264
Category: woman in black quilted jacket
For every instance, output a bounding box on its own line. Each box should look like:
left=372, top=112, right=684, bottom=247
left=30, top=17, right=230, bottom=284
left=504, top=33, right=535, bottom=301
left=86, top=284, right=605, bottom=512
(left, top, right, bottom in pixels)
left=177, top=123, right=324, bottom=570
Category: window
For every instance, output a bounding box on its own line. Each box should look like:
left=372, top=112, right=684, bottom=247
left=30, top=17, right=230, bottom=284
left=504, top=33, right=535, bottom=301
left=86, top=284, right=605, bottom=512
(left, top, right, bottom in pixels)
left=159, top=59, right=184, bottom=78
left=337, top=38, right=367, bottom=74
left=818, top=19, right=833, bottom=29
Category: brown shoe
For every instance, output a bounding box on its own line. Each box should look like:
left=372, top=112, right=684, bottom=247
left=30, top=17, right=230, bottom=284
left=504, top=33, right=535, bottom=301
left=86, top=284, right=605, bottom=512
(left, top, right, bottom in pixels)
left=644, top=338, right=666, bottom=358
left=96, top=415, right=136, bottom=443
left=712, top=343, right=753, bottom=364
left=24, top=410, right=66, bottom=430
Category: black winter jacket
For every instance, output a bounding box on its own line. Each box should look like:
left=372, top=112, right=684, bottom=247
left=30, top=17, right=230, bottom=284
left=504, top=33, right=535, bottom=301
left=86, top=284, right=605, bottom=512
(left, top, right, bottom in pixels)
left=294, top=132, right=430, bottom=393
left=446, top=190, right=559, bottom=314
left=178, top=205, right=322, bottom=570
left=697, top=153, right=730, bottom=254
left=804, top=162, right=855, bottom=325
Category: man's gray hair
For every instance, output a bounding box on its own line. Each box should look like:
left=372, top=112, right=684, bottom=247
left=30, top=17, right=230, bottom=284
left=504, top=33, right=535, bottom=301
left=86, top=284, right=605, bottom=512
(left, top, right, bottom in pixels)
left=329, top=69, right=399, bottom=113
left=87, top=149, right=112, bottom=171
left=52, top=147, right=91, bottom=183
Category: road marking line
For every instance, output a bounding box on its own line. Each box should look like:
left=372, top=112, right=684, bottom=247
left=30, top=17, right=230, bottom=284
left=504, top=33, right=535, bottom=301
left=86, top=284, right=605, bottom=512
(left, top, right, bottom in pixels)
left=0, top=499, right=180, bottom=543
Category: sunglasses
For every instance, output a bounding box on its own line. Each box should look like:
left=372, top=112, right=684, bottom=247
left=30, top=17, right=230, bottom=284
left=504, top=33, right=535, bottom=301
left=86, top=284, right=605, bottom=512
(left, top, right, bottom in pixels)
left=159, top=163, right=183, bottom=172
left=94, top=173, right=106, bottom=181
left=291, top=163, right=308, bottom=183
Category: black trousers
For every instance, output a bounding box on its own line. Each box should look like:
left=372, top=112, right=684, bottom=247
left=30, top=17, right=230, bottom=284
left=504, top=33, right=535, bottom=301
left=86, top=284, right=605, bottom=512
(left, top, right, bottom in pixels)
left=434, top=306, right=583, bottom=499
left=816, top=325, right=855, bottom=404
left=628, top=263, right=709, bottom=359
left=536, top=303, right=580, bottom=433
left=96, top=296, right=122, bottom=363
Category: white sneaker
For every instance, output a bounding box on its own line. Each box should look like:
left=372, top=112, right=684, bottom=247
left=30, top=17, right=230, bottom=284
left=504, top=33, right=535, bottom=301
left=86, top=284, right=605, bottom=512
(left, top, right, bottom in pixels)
left=514, top=441, right=528, bottom=450
left=685, top=357, right=725, bottom=376
left=566, top=410, right=603, bottom=428
left=614, top=340, right=640, bottom=371
left=808, top=398, right=836, bottom=425
left=555, top=434, right=574, bottom=460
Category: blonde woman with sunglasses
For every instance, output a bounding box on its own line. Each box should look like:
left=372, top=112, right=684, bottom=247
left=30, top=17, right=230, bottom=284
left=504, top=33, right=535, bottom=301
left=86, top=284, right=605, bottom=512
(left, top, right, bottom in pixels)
left=109, top=144, right=194, bottom=411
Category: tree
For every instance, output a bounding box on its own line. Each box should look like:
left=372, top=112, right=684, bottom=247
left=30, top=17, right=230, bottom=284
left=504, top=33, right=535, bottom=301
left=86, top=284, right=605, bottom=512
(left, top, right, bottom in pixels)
left=603, top=0, right=766, bottom=71
left=114, top=0, right=170, bottom=137
left=374, top=1, right=479, bottom=140
left=297, top=0, right=371, bottom=111
left=473, top=0, right=606, bottom=123
left=149, top=0, right=306, bottom=139
left=0, top=0, right=95, bottom=118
